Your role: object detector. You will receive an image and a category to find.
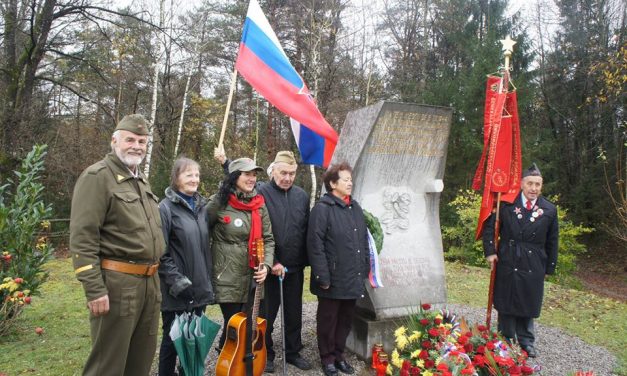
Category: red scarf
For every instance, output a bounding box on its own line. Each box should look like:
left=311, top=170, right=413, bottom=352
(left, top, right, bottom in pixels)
left=228, top=193, right=265, bottom=268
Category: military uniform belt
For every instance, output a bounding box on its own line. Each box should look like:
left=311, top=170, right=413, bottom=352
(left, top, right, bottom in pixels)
left=101, top=259, right=159, bottom=276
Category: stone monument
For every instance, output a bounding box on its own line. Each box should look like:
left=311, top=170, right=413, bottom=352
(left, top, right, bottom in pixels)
left=328, top=101, right=453, bottom=358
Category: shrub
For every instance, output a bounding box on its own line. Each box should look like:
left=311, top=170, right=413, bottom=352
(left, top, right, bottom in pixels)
left=0, top=145, right=54, bottom=335
left=442, top=190, right=593, bottom=286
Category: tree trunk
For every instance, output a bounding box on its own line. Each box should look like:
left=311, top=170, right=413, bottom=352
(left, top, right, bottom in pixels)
left=144, top=0, right=166, bottom=178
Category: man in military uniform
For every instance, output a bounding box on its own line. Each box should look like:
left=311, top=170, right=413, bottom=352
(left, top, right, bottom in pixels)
left=70, top=114, right=165, bottom=376
left=483, top=163, right=559, bottom=358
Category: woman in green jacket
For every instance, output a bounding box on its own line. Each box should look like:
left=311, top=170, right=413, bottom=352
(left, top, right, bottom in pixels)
left=207, top=157, right=275, bottom=350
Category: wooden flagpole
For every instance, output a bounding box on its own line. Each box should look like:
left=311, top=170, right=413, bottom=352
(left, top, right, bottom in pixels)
left=486, top=36, right=516, bottom=328
left=217, top=66, right=239, bottom=151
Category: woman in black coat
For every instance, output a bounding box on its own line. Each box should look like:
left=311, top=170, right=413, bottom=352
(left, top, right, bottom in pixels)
left=307, top=162, right=370, bottom=376
left=157, top=157, right=214, bottom=376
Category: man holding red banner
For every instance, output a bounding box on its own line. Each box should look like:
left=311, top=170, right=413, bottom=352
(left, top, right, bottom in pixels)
left=482, top=164, right=559, bottom=358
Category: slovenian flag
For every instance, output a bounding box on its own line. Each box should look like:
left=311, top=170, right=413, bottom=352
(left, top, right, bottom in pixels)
left=235, top=0, right=338, bottom=167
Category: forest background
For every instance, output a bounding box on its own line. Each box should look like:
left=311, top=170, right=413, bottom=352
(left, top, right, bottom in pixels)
left=0, top=0, right=625, bottom=267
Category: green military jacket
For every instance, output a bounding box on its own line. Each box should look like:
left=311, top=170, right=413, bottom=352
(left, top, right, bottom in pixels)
left=207, top=191, right=274, bottom=303
left=70, top=152, right=165, bottom=301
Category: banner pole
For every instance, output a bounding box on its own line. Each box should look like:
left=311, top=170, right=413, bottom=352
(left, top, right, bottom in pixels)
left=486, top=36, right=516, bottom=328
left=486, top=192, right=502, bottom=328
left=218, top=66, right=238, bottom=149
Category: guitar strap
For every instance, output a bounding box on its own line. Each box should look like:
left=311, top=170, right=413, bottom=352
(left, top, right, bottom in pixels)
left=243, top=278, right=256, bottom=376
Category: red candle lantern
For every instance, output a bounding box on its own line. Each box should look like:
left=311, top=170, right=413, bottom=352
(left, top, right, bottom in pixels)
left=376, top=353, right=389, bottom=376
left=371, top=343, right=384, bottom=369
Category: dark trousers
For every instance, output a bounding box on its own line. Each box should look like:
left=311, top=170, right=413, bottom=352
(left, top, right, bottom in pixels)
left=316, top=297, right=356, bottom=365
left=498, top=313, right=535, bottom=348
left=158, top=306, right=206, bottom=376
left=218, top=303, right=247, bottom=350
left=261, top=269, right=305, bottom=362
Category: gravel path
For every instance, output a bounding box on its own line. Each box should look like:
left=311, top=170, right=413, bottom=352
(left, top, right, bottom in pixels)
left=196, top=302, right=618, bottom=376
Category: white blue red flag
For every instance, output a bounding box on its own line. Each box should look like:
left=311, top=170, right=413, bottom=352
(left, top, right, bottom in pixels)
left=235, top=0, right=338, bottom=167
left=367, top=229, right=384, bottom=288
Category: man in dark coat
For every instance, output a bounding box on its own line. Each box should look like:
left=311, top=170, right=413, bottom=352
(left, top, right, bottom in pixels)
left=483, top=163, right=559, bottom=358
left=214, top=149, right=312, bottom=372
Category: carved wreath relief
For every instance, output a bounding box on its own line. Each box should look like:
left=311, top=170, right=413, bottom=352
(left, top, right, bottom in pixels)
left=381, top=189, right=411, bottom=234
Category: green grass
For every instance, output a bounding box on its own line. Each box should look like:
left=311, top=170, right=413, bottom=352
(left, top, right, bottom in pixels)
left=446, top=261, right=627, bottom=375
left=0, top=259, right=625, bottom=375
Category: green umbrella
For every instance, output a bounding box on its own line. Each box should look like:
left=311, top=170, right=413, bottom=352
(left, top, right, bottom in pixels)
left=192, top=313, right=220, bottom=375
left=169, top=312, right=220, bottom=376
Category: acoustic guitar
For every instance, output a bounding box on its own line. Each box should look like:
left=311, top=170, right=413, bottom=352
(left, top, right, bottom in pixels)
left=216, top=238, right=267, bottom=376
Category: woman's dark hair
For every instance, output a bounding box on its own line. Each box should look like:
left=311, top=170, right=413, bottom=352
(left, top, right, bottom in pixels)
left=170, top=156, right=200, bottom=191
left=218, top=171, right=242, bottom=207
left=323, top=161, right=353, bottom=192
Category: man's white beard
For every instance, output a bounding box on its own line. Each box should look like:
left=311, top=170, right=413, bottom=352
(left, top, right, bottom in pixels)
left=116, top=149, right=144, bottom=169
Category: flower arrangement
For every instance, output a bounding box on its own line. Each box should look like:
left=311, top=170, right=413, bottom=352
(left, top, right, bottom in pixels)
left=386, top=304, right=536, bottom=376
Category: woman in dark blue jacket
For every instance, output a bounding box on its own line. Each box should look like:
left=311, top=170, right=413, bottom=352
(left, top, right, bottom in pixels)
left=157, top=157, right=214, bottom=376
left=307, top=162, right=370, bottom=376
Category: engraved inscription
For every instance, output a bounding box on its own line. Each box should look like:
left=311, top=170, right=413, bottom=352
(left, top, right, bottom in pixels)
left=381, top=189, right=411, bottom=234
left=365, top=111, right=449, bottom=156
left=379, top=256, right=430, bottom=287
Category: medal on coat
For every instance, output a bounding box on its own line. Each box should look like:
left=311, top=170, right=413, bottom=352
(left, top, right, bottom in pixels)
left=514, top=207, right=522, bottom=220
left=234, top=218, right=243, bottom=227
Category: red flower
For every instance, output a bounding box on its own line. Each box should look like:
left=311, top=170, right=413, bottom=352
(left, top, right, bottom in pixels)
left=221, top=215, right=231, bottom=224
left=461, top=367, right=474, bottom=375
left=428, top=328, right=439, bottom=337
left=424, top=359, right=435, bottom=369
left=437, top=363, right=449, bottom=371
left=495, top=355, right=514, bottom=367
left=477, top=324, right=488, bottom=331
left=509, top=365, right=522, bottom=375
left=410, top=366, right=421, bottom=376
left=465, top=331, right=473, bottom=337
left=457, top=335, right=468, bottom=345
left=419, top=350, right=429, bottom=360
left=434, top=317, right=442, bottom=325
left=421, top=303, right=431, bottom=310
left=441, top=371, right=453, bottom=376
left=401, top=360, right=411, bottom=371
left=420, top=319, right=429, bottom=326
left=463, top=343, right=474, bottom=353
left=473, top=355, right=486, bottom=367
left=14, top=277, right=23, bottom=284
left=521, top=365, right=534, bottom=375
left=476, top=346, right=486, bottom=354
left=486, top=341, right=495, bottom=350
left=421, top=340, right=432, bottom=349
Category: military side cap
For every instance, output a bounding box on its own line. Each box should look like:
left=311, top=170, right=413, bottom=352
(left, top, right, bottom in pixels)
left=115, top=114, right=149, bottom=135
left=273, top=150, right=297, bottom=165
left=522, top=163, right=542, bottom=178
left=228, top=158, right=263, bottom=174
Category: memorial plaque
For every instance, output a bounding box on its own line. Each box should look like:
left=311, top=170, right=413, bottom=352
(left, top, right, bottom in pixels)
left=330, top=101, right=453, bottom=358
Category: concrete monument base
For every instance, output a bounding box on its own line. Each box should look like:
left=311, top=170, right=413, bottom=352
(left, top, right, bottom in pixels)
left=346, top=311, right=401, bottom=361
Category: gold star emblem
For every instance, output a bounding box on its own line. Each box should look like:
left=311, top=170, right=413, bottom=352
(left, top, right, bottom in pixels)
left=117, top=174, right=125, bottom=182
left=500, top=35, right=516, bottom=53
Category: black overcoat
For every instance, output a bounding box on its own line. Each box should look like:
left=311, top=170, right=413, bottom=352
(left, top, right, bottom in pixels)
left=158, top=187, right=214, bottom=311
left=483, top=193, right=558, bottom=318
left=307, top=193, right=370, bottom=300
left=258, top=180, right=310, bottom=271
